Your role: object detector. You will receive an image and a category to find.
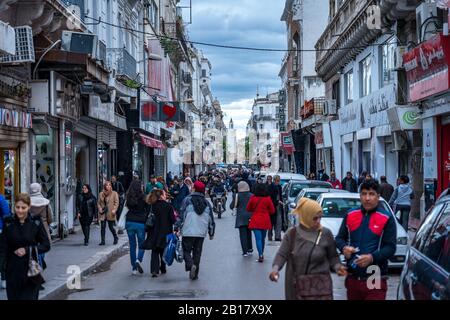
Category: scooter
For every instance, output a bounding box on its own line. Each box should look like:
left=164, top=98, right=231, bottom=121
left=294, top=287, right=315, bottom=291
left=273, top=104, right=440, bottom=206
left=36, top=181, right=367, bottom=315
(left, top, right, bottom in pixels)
left=213, top=192, right=226, bottom=219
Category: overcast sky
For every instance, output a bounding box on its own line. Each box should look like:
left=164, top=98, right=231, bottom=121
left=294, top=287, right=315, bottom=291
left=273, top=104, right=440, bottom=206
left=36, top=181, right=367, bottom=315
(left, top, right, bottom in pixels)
left=186, top=0, right=286, bottom=138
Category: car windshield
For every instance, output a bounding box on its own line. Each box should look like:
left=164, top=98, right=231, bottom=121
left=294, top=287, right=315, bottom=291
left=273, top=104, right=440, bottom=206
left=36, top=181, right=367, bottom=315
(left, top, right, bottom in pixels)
left=321, top=198, right=391, bottom=218
left=289, top=183, right=330, bottom=197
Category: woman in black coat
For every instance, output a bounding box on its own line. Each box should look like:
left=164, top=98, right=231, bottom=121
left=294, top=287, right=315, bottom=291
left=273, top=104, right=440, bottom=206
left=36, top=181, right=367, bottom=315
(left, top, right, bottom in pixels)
left=77, top=184, right=97, bottom=246
left=146, top=189, right=176, bottom=277
left=230, top=181, right=253, bottom=256
left=3, top=193, right=51, bottom=300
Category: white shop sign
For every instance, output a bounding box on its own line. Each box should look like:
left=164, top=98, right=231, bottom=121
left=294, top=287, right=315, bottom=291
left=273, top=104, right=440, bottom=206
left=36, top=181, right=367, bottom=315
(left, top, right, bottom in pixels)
left=339, top=84, right=394, bottom=135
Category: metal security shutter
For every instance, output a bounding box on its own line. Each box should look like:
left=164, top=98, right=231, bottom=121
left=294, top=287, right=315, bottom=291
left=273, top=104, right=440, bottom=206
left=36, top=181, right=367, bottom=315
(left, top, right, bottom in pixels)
left=75, top=121, right=97, bottom=139
left=109, top=130, right=117, bottom=150
left=154, top=155, right=165, bottom=177
left=97, top=126, right=110, bottom=145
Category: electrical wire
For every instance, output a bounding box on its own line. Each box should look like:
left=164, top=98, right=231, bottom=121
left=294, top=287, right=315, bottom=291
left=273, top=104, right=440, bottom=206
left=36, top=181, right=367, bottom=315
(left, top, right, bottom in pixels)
left=83, top=15, right=403, bottom=53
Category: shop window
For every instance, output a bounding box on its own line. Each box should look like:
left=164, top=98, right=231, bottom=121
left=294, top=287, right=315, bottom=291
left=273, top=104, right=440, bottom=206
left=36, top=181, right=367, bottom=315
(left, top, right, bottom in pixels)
left=0, top=149, right=18, bottom=208
left=36, top=131, right=57, bottom=219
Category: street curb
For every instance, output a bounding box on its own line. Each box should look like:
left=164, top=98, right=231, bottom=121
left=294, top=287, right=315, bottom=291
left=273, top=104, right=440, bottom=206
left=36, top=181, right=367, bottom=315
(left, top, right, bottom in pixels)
left=39, top=236, right=128, bottom=300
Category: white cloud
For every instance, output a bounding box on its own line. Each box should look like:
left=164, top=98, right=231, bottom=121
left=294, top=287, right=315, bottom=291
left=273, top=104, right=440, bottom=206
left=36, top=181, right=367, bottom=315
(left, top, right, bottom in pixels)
left=186, top=0, right=285, bottom=139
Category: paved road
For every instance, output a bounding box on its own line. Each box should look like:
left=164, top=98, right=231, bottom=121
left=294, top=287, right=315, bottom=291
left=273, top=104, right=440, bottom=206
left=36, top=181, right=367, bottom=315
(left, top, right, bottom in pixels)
left=63, top=197, right=400, bottom=300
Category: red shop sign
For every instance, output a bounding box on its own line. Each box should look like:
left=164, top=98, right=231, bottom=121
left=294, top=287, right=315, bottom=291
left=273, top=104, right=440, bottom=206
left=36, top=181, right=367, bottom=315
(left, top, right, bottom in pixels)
left=403, top=33, right=450, bottom=102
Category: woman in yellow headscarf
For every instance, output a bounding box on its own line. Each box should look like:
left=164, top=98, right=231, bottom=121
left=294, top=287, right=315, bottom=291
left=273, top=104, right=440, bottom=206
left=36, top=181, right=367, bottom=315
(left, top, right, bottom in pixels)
left=269, top=198, right=347, bottom=300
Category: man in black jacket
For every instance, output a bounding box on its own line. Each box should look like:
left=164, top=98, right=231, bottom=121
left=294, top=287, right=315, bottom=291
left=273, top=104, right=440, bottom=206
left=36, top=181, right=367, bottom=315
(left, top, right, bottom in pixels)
left=335, top=180, right=397, bottom=300
left=341, top=171, right=358, bottom=193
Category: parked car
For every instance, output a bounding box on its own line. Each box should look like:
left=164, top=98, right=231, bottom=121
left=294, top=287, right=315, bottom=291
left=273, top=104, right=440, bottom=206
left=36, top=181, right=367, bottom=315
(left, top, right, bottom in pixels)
left=276, top=172, right=307, bottom=186
left=296, top=188, right=349, bottom=202
left=282, top=180, right=333, bottom=219
left=307, top=193, right=408, bottom=268
left=397, top=198, right=450, bottom=300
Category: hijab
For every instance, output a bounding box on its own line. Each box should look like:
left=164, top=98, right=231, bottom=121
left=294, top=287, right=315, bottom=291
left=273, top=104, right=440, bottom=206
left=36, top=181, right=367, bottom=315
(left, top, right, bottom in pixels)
left=292, top=197, right=323, bottom=230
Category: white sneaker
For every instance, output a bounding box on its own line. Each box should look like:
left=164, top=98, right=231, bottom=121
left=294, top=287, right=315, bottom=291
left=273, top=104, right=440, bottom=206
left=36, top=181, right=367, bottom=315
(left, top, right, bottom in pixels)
left=1, top=280, right=6, bottom=289
left=132, top=270, right=137, bottom=275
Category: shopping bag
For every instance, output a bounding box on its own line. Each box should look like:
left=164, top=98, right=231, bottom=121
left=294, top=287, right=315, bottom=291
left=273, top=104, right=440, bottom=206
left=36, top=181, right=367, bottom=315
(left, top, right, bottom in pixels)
left=162, top=233, right=177, bottom=266
left=117, top=201, right=128, bottom=230
left=175, top=234, right=183, bottom=263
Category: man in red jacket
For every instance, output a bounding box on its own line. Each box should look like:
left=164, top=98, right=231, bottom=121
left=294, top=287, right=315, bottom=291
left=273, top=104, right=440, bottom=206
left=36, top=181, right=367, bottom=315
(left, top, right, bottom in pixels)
left=246, top=183, right=275, bottom=263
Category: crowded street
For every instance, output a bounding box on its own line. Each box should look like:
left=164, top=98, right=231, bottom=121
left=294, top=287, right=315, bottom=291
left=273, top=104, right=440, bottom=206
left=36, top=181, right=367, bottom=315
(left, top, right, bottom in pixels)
left=56, top=196, right=400, bottom=301
left=1, top=0, right=450, bottom=304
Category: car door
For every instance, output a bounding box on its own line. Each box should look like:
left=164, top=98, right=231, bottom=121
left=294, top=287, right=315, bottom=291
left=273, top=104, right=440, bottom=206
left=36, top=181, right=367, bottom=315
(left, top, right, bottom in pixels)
left=401, top=203, right=450, bottom=300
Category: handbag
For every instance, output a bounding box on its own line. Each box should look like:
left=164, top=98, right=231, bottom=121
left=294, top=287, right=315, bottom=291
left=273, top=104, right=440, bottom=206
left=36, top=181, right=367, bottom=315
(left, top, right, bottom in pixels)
left=28, top=246, right=45, bottom=285
left=145, top=205, right=156, bottom=228
left=289, top=228, right=332, bottom=300
left=117, top=200, right=128, bottom=230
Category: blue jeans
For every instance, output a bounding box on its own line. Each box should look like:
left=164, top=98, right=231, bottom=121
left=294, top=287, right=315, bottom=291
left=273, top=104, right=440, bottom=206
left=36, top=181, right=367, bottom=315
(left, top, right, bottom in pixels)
left=252, top=229, right=267, bottom=257
left=126, top=222, right=146, bottom=269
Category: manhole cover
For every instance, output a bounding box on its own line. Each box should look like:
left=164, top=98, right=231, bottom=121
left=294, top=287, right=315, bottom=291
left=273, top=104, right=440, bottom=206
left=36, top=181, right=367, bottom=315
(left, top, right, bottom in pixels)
left=124, top=289, right=208, bottom=300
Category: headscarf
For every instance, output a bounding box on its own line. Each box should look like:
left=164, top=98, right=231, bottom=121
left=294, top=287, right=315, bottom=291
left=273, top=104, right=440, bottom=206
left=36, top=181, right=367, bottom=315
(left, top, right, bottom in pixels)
left=29, top=183, right=50, bottom=207
left=291, top=197, right=323, bottom=230
left=237, top=181, right=250, bottom=192
left=184, top=177, right=193, bottom=191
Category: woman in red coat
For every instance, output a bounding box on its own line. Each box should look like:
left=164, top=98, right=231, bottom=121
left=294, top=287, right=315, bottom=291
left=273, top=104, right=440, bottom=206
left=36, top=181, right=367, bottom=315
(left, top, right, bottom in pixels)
left=246, top=183, right=275, bottom=262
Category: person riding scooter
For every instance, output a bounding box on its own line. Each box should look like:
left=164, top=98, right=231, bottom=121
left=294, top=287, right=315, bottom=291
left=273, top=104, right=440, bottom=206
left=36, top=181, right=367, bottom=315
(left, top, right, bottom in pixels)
left=210, top=177, right=227, bottom=212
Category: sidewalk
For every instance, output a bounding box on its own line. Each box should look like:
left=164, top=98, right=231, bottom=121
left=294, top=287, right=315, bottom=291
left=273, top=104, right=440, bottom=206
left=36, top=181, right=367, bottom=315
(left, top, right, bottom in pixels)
left=0, top=223, right=129, bottom=300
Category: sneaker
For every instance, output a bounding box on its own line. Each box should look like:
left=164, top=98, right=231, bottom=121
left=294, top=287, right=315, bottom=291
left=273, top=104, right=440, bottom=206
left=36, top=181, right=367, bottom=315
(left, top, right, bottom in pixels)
left=1, top=280, right=6, bottom=289
left=247, top=249, right=253, bottom=254
left=135, top=261, right=143, bottom=274
left=132, top=269, right=137, bottom=275
left=257, top=256, right=264, bottom=263
left=242, top=253, right=248, bottom=257
left=151, top=273, right=158, bottom=278
left=113, top=238, right=119, bottom=245
left=189, top=265, right=197, bottom=280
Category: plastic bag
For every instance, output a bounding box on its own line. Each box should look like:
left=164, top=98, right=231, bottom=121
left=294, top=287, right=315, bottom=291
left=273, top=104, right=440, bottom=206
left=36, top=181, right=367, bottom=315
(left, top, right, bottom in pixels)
left=162, top=233, right=177, bottom=266
left=117, top=201, right=128, bottom=230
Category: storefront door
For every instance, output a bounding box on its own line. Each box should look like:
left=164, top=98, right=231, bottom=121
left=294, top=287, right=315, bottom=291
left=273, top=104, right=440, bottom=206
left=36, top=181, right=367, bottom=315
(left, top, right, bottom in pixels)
left=441, top=123, right=450, bottom=192
left=0, top=148, right=19, bottom=207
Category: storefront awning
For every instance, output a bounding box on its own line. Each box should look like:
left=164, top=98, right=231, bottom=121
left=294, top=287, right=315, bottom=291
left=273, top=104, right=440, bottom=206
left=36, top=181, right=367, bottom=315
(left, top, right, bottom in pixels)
left=138, top=133, right=166, bottom=149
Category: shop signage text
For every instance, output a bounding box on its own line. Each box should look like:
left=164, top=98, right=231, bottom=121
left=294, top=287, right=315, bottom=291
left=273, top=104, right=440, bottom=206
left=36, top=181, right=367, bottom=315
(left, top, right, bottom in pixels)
left=0, top=106, right=32, bottom=128
left=403, top=33, right=450, bottom=102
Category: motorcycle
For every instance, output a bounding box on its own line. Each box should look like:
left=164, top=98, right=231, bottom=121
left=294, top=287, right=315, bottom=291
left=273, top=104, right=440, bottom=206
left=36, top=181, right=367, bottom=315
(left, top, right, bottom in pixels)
left=212, top=192, right=226, bottom=219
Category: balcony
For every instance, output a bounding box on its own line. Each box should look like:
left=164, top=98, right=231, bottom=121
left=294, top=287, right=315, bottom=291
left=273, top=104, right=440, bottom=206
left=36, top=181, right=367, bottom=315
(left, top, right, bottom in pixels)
left=315, top=0, right=419, bottom=82
left=254, top=115, right=276, bottom=122
left=107, top=48, right=137, bottom=81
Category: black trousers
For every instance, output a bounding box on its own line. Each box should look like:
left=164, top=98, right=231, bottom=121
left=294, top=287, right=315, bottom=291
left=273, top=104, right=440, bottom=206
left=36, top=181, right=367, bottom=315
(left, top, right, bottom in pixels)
left=151, top=247, right=166, bottom=274
left=238, top=226, right=253, bottom=254
left=0, top=233, right=5, bottom=280
left=100, top=220, right=117, bottom=242
left=397, top=205, right=411, bottom=231
left=182, top=237, right=204, bottom=277
left=6, top=279, right=39, bottom=300
left=81, top=225, right=90, bottom=243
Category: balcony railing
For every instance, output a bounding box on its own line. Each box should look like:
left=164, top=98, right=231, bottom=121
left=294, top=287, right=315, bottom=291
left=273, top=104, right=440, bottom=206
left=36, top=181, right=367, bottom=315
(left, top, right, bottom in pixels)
left=107, top=48, right=137, bottom=80
left=302, top=97, right=325, bottom=120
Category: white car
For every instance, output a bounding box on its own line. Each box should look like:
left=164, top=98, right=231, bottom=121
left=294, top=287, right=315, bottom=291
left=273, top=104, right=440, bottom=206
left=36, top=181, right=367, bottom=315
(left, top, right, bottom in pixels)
left=290, top=193, right=408, bottom=268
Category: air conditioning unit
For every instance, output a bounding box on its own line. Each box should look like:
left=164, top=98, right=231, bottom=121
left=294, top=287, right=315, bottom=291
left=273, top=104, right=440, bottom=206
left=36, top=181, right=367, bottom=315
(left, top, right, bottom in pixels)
left=0, top=26, right=34, bottom=64
left=0, top=21, right=16, bottom=55
left=61, top=31, right=102, bottom=60
left=416, top=2, right=437, bottom=42
left=394, top=46, right=407, bottom=70
left=323, top=99, right=337, bottom=115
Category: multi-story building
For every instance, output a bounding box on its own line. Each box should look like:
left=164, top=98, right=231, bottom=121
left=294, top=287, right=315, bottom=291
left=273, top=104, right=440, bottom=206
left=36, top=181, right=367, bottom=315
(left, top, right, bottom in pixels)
left=247, top=92, right=280, bottom=171
left=0, top=0, right=222, bottom=238
left=315, top=0, right=422, bottom=215
left=279, top=0, right=329, bottom=175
